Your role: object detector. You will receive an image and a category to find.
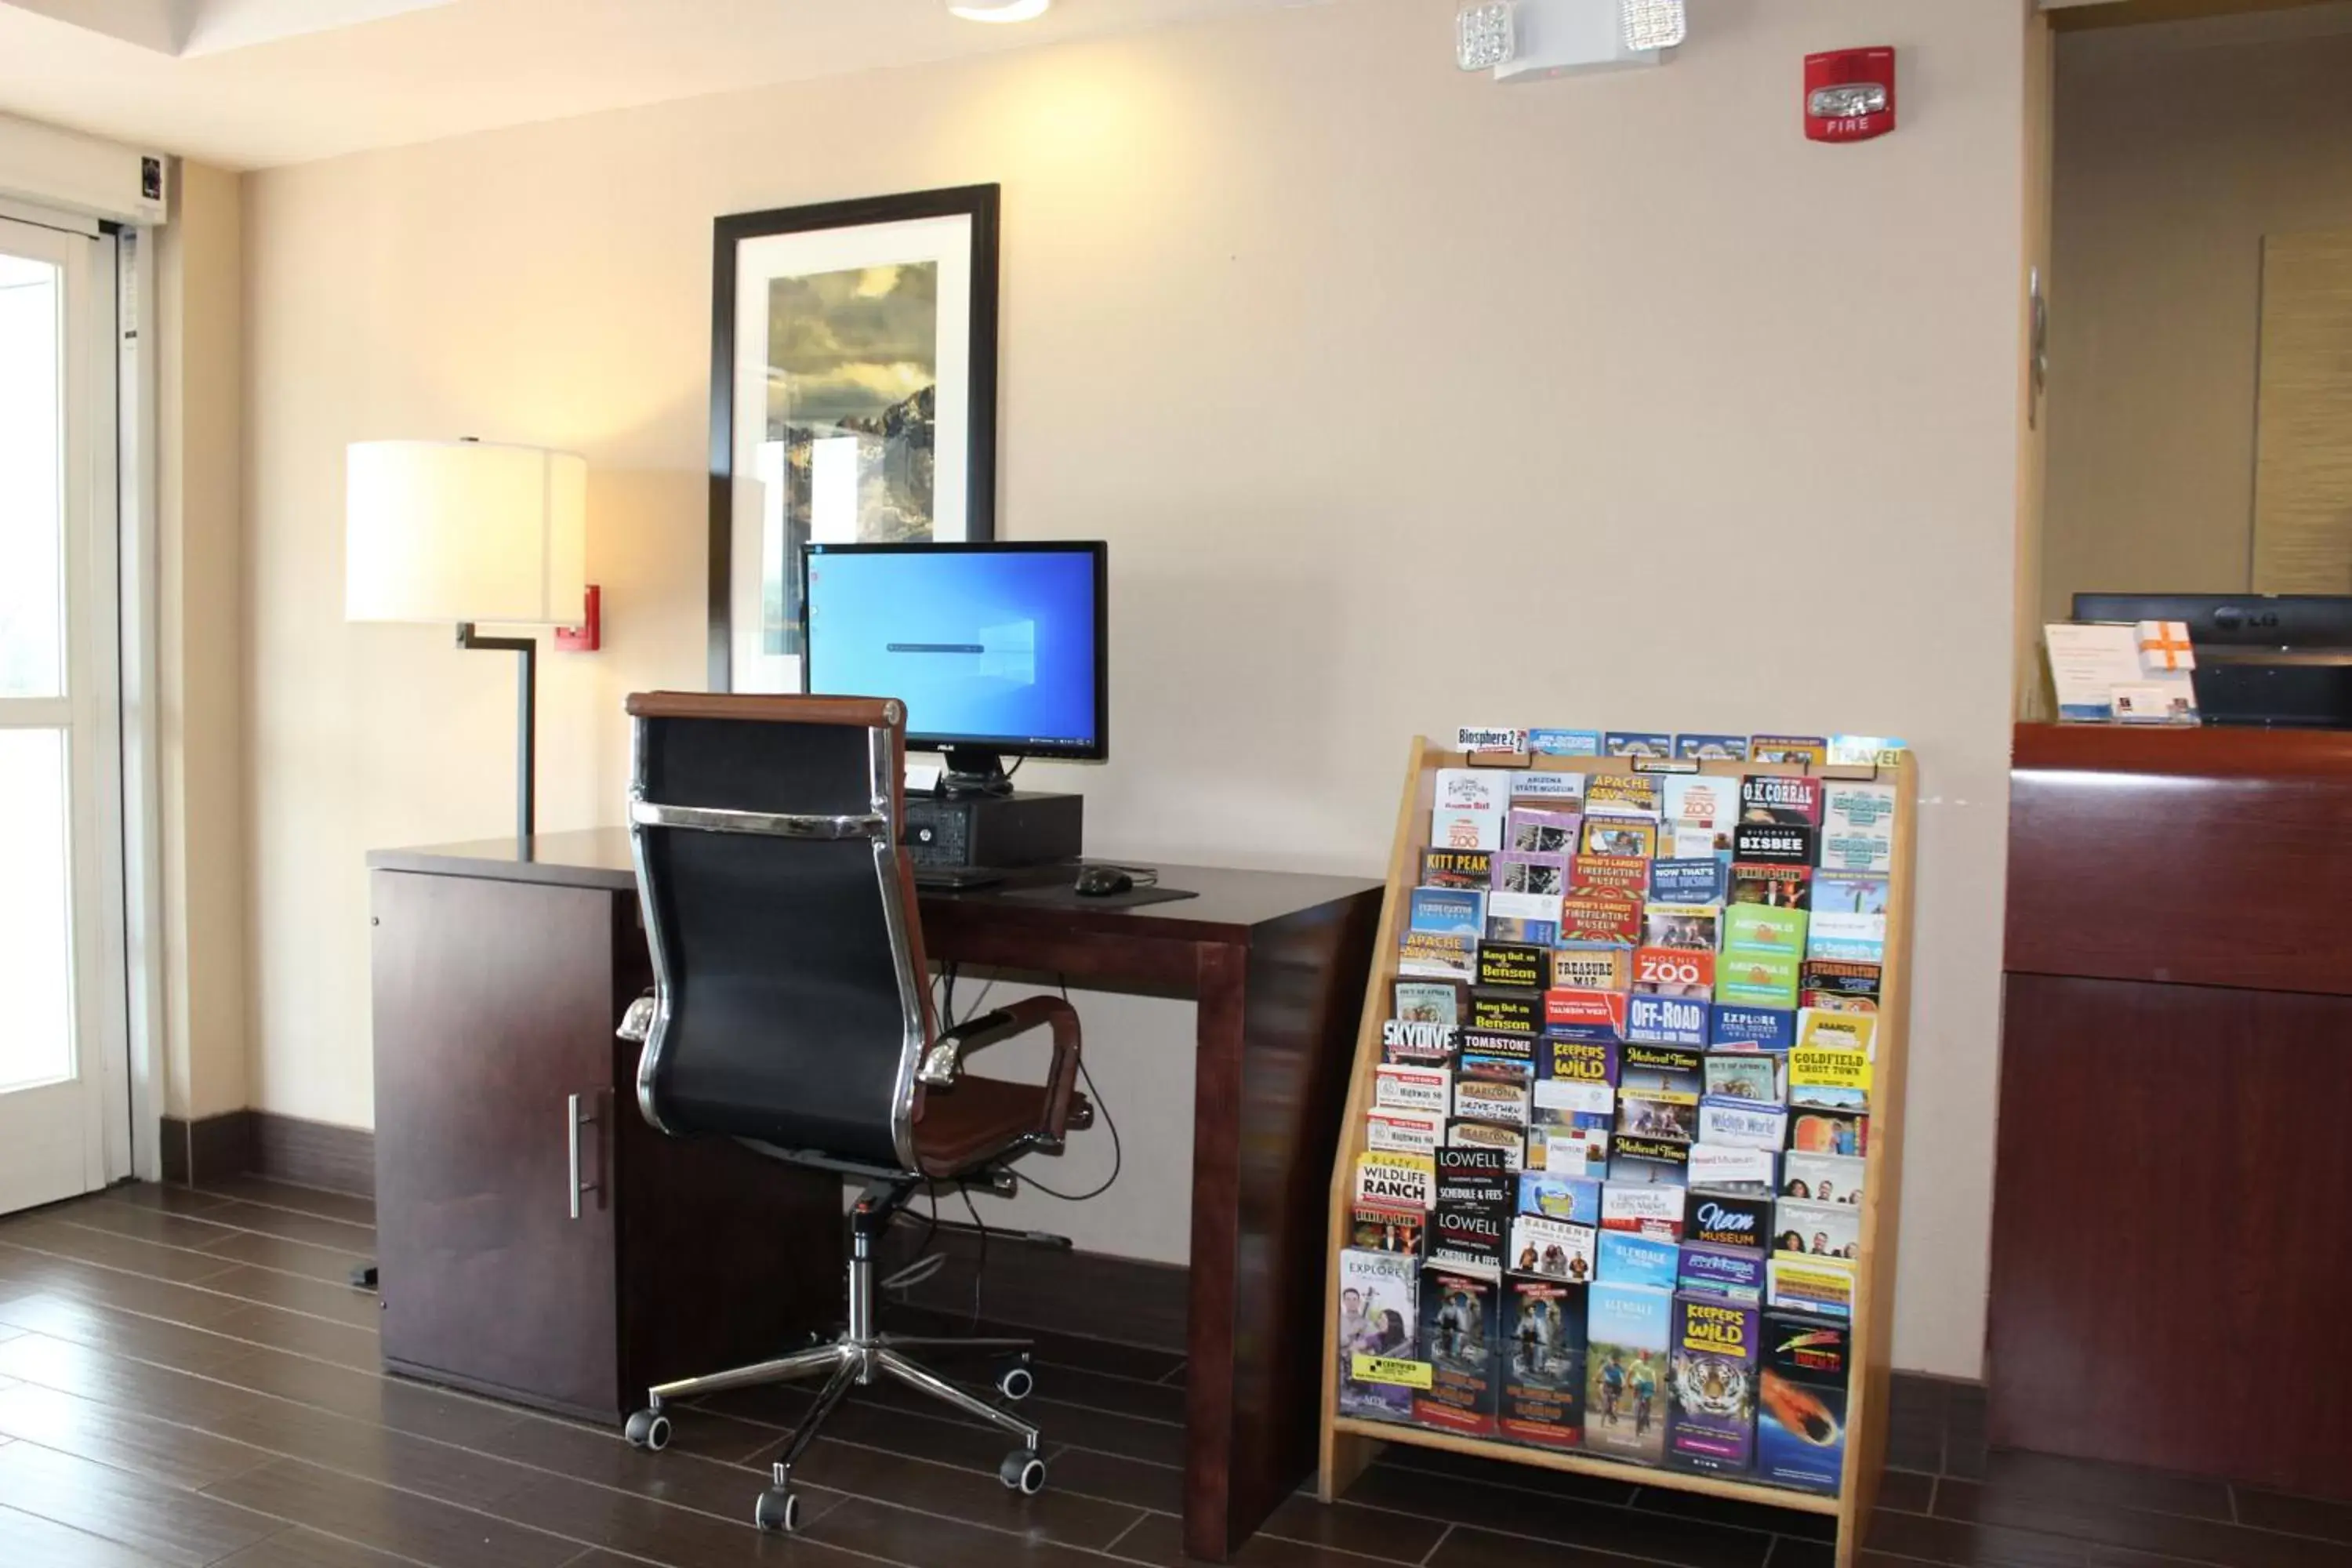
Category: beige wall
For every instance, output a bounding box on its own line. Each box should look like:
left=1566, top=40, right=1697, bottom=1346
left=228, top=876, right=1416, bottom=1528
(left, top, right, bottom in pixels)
left=158, top=158, right=249, bottom=1119
left=243, top=0, right=2027, bottom=1376
left=2042, top=12, right=2352, bottom=621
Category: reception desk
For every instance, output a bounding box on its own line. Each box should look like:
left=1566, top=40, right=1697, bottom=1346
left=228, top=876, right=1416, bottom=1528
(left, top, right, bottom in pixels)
left=1991, top=724, right=2352, bottom=1498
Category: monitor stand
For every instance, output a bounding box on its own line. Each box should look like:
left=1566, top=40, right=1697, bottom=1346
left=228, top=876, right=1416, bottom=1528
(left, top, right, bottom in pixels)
left=939, top=746, right=1017, bottom=799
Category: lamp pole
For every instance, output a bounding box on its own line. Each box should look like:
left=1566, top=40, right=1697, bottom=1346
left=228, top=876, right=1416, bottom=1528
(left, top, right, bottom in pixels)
left=456, top=622, right=536, bottom=847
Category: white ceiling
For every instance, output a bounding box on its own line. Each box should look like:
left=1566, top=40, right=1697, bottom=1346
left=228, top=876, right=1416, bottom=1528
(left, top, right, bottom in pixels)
left=4, top=0, right=458, bottom=57
left=0, top=0, right=1307, bottom=169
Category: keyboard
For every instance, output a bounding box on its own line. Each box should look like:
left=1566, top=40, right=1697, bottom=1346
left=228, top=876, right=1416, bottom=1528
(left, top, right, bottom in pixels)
left=911, top=864, right=1008, bottom=891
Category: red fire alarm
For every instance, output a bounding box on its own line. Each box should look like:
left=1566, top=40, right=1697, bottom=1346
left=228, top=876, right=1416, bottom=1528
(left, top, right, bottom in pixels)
left=1805, top=46, right=1896, bottom=142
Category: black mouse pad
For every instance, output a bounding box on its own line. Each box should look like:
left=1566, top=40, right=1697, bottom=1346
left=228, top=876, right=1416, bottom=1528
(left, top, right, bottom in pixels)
left=993, top=884, right=1200, bottom=910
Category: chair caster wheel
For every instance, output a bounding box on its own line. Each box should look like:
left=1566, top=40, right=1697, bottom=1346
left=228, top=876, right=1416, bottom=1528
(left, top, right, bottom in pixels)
left=754, top=1486, right=802, bottom=1533
left=995, top=1356, right=1034, bottom=1403
left=623, top=1410, right=670, bottom=1452
left=1000, top=1450, right=1047, bottom=1495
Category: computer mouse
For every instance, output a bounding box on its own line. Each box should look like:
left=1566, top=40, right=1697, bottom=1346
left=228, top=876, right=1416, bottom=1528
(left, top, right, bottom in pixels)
left=1073, top=865, right=1134, bottom=898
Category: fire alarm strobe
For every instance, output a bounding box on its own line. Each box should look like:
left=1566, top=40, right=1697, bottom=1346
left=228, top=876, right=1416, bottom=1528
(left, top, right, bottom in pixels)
left=1806, top=46, right=1895, bottom=142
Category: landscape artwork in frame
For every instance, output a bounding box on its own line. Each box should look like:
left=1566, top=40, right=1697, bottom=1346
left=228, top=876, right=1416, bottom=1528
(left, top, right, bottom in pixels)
left=710, top=185, right=1000, bottom=691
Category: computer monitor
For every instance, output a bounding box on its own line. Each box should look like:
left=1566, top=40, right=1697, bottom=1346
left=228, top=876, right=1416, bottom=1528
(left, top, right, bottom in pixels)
left=804, top=541, right=1108, bottom=794
left=2070, top=592, right=2352, bottom=728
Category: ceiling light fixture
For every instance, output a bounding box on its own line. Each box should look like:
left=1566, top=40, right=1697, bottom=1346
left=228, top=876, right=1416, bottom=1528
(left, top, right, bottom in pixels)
left=947, top=0, right=1052, bottom=20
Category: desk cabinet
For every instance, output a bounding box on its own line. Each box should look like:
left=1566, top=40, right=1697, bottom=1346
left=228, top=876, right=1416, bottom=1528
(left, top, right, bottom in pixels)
left=370, top=869, right=844, bottom=1421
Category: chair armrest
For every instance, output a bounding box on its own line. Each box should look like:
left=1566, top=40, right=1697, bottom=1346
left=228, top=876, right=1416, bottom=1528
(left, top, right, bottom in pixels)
left=918, top=996, right=1084, bottom=1139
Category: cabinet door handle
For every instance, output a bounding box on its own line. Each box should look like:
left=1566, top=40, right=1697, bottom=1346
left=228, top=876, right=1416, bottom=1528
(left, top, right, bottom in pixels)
left=568, top=1091, right=602, bottom=1220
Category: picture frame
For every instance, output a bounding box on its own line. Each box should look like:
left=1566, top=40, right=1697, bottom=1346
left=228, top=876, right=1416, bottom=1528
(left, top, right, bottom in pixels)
left=707, top=183, right=1000, bottom=691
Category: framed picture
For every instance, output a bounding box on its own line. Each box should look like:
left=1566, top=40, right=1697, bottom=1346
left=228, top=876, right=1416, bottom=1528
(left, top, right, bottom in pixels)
left=708, top=183, right=1000, bottom=691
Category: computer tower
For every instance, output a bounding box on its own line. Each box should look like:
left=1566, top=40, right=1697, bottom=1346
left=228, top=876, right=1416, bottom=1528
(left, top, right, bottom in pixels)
left=902, top=792, right=1083, bottom=872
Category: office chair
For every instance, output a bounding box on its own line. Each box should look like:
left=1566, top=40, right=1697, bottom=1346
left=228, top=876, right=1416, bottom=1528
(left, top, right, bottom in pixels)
left=613, top=691, right=1092, bottom=1533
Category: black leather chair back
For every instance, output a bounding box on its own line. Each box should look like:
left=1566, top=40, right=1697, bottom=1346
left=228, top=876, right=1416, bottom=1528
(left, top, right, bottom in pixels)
left=625, top=692, right=931, bottom=1173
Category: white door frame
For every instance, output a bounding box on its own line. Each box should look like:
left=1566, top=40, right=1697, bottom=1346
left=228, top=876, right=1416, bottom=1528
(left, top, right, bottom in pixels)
left=0, top=205, right=136, bottom=1199
left=118, top=220, right=165, bottom=1184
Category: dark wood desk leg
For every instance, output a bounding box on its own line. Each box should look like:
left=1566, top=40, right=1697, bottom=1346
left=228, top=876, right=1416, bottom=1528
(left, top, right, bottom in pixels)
left=1183, top=895, right=1380, bottom=1562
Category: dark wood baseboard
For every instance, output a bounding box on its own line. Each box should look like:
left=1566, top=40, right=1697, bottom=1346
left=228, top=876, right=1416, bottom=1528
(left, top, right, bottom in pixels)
left=250, top=1111, right=376, bottom=1196
left=158, top=1110, right=254, bottom=1187
left=876, top=1225, right=1192, bottom=1354
left=158, top=1110, right=374, bottom=1197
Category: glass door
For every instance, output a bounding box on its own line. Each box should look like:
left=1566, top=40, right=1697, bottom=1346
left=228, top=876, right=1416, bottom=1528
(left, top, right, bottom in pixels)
left=0, top=215, right=116, bottom=1212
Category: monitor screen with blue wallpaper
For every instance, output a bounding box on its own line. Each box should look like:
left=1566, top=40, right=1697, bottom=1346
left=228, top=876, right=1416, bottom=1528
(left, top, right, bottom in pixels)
left=804, top=543, right=1106, bottom=757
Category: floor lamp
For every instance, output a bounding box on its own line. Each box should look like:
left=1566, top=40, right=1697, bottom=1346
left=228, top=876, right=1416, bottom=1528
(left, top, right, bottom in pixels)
left=345, top=439, right=589, bottom=848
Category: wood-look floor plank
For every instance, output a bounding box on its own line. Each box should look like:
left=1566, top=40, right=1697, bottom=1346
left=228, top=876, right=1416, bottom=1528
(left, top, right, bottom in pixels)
left=0, top=1438, right=282, bottom=1567
left=183, top=1203, right=376, bottom=1258
left=1875, top=1469, right=1936, bottom=1513
left=184, top=1265, right=383, bottom=1332
left=0, top=1501, right=177, bottom=1568
left=700, top=1385, right=1025, bottom=1475
left=3, top=1329, right=518, bottom=1463
left=880, top=1307, right=1185, bottom=1386
left=1339, top=1462, right=1773, bottom=1568
left=2238, top=1488, right=2352, bottom=1546
left=1106, top=1510, right=1392, bottom=1566
left=481, top=1408, right=822, bottom=1523
left=1970, top=1450, right=2234, bottom=1523
left=1040, top=1443, right=1184, bottom=1515
left=1933, top=1479, right=2352, bottom=1568
left=180, top=1178, right=376, bottom=1231
left=490, top=1470, right=849, bottom=1566
left=0, top=1330, right=608, bottom=1515
left=1427, top=1524, right=1694, bottom=1566
left=867, top=1378, right=1188, bottom=1468
left=204, top=1346, right=528, bottom=1450
left=0, top=1250, right=261, bottom=1332
left=210, top=1526, right=428, bottom=1568
left=0, top=1330, right=211, bottom=1408
left=1018, top=1361, right=1188, bottom=1426
left=1377, top=1443, right=1639, bottom=1507
left=1862, top=1505, right=2183, bottom=1568
left=779, top=1433, right=1149, bottom=1551
left=17, top=1200, right=245, bottom=1254
left=96, top=1186, right=241, bottom=1220
left=198, top=1301, right=379, bottom=1371
left=203, top=1457, right=580, bottom=1568
left=1635, top=1483, right=1841, bottom=1543
left=0, top=1221, right=246, bottom=1287
left=182, top=1231, right=371, bottom=1287
left=798, top=1494, right=1122, bottom=1566
left=0, top=1294, right=261, bottom=1379
left=0, top=1382, right=273, bottom=1490
left=0, top=1243, right=379, bottom=1355
left=1248, top=1492, right=1450, bottom=1563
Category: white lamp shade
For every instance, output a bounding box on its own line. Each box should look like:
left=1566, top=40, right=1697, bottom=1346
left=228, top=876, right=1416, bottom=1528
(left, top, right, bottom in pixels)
left=346, top=440, right=587, bottom=625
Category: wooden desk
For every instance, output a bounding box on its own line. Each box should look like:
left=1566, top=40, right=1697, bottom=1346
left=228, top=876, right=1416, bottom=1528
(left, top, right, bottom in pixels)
left=367, top=829, right=1382, bottom=1562
left=1991, top=724, right=2352, bottom=1500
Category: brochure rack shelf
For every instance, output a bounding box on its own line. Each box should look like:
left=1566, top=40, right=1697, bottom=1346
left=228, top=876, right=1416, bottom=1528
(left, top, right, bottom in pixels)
left=1315, top=739, right=1918, bottom=1568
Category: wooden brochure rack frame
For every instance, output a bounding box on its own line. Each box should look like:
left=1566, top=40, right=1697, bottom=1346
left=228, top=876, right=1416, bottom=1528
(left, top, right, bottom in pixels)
left=1316, top=739, right=1918, bottom=1567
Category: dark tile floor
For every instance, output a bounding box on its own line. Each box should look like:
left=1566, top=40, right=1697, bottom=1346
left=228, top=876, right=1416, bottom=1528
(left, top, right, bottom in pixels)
left=0, top=1181, right=2343, bottom=1566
